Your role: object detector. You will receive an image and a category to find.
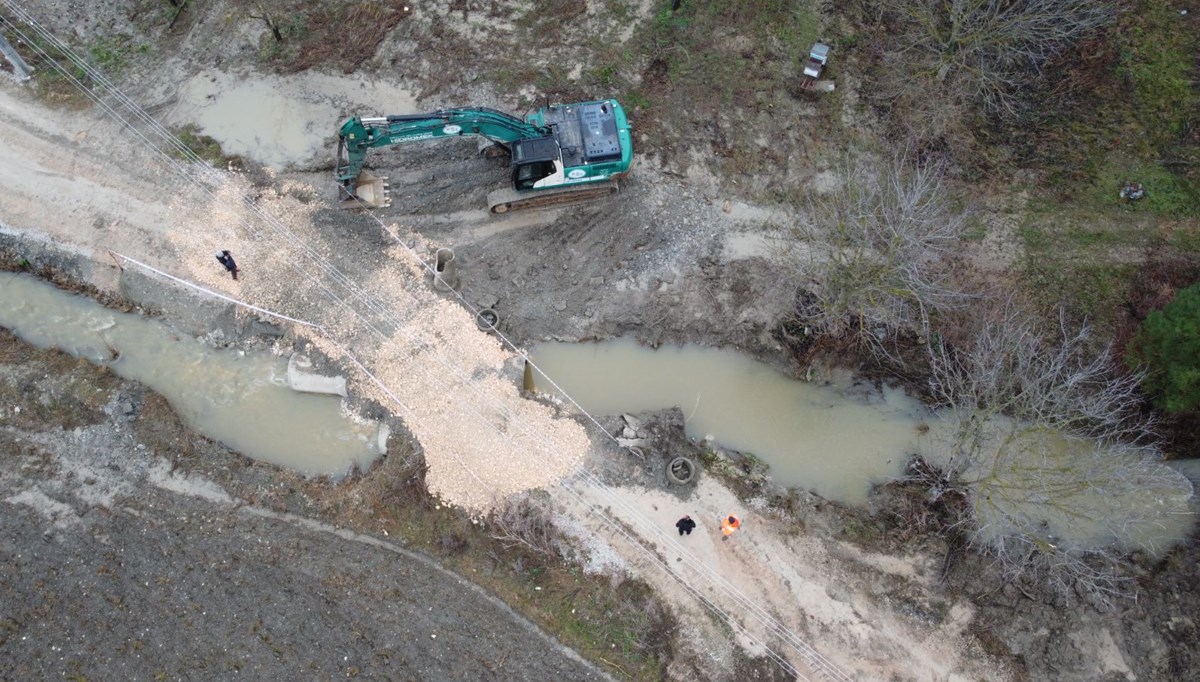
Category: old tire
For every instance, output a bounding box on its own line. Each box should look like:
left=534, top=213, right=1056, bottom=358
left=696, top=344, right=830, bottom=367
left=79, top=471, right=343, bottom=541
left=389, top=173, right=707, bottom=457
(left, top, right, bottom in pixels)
left=666, top=456, right=697, bottom=485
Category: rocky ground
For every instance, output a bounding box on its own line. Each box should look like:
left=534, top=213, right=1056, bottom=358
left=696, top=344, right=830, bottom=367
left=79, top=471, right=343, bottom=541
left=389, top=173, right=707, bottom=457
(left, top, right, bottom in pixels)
left=2, top=1, right=1199, bottom=681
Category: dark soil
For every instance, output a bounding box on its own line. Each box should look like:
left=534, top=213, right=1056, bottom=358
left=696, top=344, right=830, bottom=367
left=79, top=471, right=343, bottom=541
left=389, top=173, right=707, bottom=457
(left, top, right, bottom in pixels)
left=0, top=332, right=610, bottom=682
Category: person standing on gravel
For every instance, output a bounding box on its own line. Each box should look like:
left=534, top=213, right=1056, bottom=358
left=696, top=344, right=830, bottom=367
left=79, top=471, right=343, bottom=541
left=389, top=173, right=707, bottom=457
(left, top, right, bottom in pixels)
left=720, top=515, right=741, bottom=541
left=215, top=250, right=238, bottom=281
left=675, top=515, right=696, bottom=536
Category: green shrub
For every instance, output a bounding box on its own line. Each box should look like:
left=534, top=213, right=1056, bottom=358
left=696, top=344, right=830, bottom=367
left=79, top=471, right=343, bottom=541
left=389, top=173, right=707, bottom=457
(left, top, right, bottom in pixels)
left=1128, top=283, right=1200, bottom=413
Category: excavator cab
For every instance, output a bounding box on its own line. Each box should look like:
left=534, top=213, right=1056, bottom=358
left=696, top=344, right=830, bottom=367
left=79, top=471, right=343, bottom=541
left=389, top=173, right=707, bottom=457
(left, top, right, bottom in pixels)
left=511, top=136, right=563, bottom=190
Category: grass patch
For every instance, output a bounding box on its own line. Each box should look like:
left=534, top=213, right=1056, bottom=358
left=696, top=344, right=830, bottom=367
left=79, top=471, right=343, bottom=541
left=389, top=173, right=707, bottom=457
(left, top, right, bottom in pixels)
left=1012, top=0, right=1198, bottom=213
left=962, top=216, right=988, bottom=242
left=1171, top=224, right=1200, bottom=254
left=1020, top=196, right=1156, bottom=254
left=1017, top=176, right=1197, bottom=328
left=1120, top=0, right=1200, bottom=147
left=1009, top=0, right=1200, bottom=336
left=1083, top=154, right=1199, bottom=218
left=172, top=124, right=243, bottom=169
left=0, top=8, right=149, bottom=108
left=1023, top=259, right=1138, bottom=326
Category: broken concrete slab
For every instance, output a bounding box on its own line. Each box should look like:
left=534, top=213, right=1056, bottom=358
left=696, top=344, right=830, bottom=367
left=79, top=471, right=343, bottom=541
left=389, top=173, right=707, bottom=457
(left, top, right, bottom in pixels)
left=286, top=353, right=348, bottom=397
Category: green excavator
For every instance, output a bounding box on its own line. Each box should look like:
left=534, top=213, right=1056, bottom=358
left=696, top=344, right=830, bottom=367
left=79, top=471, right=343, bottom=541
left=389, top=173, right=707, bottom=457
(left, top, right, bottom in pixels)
left=335, top=99, right=632, bottom=213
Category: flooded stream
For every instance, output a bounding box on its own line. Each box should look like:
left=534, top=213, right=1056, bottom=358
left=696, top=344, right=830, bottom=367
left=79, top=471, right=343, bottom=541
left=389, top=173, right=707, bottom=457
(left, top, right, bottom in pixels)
left=532, top=338, right=1195, bottom=552
left=532, top=337, right=930, bottom=505
left=0, top=272, right=382, bottom=477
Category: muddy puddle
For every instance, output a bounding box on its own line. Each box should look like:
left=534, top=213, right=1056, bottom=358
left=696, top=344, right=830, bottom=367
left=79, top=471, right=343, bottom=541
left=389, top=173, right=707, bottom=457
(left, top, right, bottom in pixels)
left=0, top=272, right=383, bottom=477
left=531, top=337, right=929, bottom=505
left=171, top=70, right=418, bottom=168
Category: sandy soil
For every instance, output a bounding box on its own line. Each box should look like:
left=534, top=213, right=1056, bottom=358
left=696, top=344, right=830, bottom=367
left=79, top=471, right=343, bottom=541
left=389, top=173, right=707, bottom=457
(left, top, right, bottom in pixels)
left=3, top=2, right=1198, bottom=681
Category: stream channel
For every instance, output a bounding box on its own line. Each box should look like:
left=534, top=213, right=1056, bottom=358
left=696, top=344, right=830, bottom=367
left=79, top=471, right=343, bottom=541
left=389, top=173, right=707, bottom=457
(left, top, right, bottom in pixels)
left=5, top=272, right=1191, bottom=554
left=0, top=272, right=383, bottom=477
left=533, top=337, right=928, bottom=505
left=532, top=337, right=1195, bottom=553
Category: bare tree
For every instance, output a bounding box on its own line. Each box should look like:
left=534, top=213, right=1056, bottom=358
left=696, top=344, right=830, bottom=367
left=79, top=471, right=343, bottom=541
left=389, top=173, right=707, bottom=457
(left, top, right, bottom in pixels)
left=777, top=151, right=968, bottom=353
left=926, top=304, right=1194, bottom=604
left=873, top=0, right=1115, bottom=118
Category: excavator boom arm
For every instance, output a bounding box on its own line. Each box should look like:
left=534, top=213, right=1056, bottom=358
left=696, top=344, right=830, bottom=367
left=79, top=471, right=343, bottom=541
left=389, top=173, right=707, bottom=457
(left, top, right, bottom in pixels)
left=335, top=107, right=546, bottom=190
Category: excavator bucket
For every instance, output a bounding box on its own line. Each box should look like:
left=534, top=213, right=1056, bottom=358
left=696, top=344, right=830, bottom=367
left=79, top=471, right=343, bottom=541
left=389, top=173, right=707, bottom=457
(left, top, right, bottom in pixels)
left=340, top=170, right=391, bottom=209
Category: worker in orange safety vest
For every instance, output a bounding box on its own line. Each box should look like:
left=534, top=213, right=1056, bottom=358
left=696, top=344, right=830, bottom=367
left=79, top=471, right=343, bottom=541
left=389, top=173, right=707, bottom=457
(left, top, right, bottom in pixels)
left=720, top=515, right=741, bottom=541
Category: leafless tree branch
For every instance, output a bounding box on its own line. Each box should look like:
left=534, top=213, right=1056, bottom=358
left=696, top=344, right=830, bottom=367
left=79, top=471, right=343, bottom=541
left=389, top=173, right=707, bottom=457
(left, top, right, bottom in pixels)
left=873, top=0, right=1115, bottom=118
left=777, top=151, right=970, bottom=354
left=488, top=494, right=567, bottom=559
left=927, top=303, right=1193, bottom=605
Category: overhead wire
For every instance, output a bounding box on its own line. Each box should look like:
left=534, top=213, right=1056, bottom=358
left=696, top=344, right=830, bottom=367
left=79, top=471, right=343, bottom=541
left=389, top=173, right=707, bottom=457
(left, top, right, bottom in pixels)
left=108, top=251, right=808, bottom=680
left=0, top=5, right=854, bottom=679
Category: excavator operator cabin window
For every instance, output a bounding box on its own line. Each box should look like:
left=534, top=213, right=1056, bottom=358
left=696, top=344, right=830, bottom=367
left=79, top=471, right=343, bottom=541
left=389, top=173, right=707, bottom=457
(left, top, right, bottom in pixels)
left=514, top=160, right=556, bottom=190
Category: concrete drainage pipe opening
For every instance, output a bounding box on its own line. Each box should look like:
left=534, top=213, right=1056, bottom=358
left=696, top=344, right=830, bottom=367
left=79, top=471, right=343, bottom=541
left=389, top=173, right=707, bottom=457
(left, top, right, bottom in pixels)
left=433, top=248, right=458, bottom=291
left=667, top=456, right=697, bottom=485
left=475, top=308, right=500, bottom=330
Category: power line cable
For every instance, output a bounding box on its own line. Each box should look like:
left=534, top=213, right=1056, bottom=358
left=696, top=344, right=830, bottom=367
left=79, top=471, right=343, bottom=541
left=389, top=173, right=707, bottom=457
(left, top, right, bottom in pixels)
left=0, top=7, right=854, bottom=679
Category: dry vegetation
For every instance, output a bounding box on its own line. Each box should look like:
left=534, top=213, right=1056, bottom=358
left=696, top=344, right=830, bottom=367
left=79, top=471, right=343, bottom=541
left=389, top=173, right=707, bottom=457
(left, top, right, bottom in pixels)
left=777, top=151, right=969, bottom=353
left=925, top=303, right=1192, bottom=603
left=247, top=0, right=413, bottom=73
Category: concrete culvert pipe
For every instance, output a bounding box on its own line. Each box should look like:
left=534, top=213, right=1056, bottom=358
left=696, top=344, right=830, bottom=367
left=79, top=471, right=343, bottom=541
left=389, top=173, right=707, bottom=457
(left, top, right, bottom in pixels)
left=475, top=308, right=500, bottom=330
left=433, top=248, right=458, bottom=291
left=666, top=456, right=697, bottom=485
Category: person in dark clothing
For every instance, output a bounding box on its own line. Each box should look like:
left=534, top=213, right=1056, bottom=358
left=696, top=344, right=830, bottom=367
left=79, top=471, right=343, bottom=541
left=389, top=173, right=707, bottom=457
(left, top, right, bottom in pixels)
left=215, top=250, right=238, bottom=280
left=675, top=515, right=696, bottom=536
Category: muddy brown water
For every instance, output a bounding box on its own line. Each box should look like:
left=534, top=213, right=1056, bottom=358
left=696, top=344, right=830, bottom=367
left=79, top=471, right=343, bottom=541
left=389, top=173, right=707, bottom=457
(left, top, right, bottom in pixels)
left=927, top=417, right=1195, bottom=555
left=532, top=337, right=1195, bottom=553
left=171, top=70, right=419, bottom=168
left=0, top=272, right=382, bottom=477
left=532, top=337, right=929, bottom=505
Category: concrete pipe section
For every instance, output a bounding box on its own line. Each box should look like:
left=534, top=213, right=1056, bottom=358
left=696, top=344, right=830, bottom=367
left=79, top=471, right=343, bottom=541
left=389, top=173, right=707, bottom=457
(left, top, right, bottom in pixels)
left=475, top=308, right=500, bottom=331
left=433, top=248, right=458, bottom=291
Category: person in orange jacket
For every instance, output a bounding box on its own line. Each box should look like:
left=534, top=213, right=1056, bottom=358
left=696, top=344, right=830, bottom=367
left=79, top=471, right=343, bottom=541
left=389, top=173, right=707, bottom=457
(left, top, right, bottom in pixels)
left=720, top=514, right=741, bottom=541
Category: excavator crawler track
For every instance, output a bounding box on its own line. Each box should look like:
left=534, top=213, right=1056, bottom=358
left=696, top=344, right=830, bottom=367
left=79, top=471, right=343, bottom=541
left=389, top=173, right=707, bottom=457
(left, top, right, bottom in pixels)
left=487, top=180, right=619, bottom=214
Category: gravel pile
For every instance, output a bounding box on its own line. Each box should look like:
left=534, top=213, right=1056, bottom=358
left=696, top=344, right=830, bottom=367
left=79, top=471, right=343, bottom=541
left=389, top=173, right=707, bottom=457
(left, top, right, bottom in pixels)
left=160, top=173, right=590, bottom=512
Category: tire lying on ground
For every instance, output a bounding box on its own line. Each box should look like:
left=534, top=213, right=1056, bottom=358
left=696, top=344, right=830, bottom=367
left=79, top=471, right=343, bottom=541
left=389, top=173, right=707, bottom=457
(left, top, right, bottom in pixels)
left=666, top=456, right=697, bottom=485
